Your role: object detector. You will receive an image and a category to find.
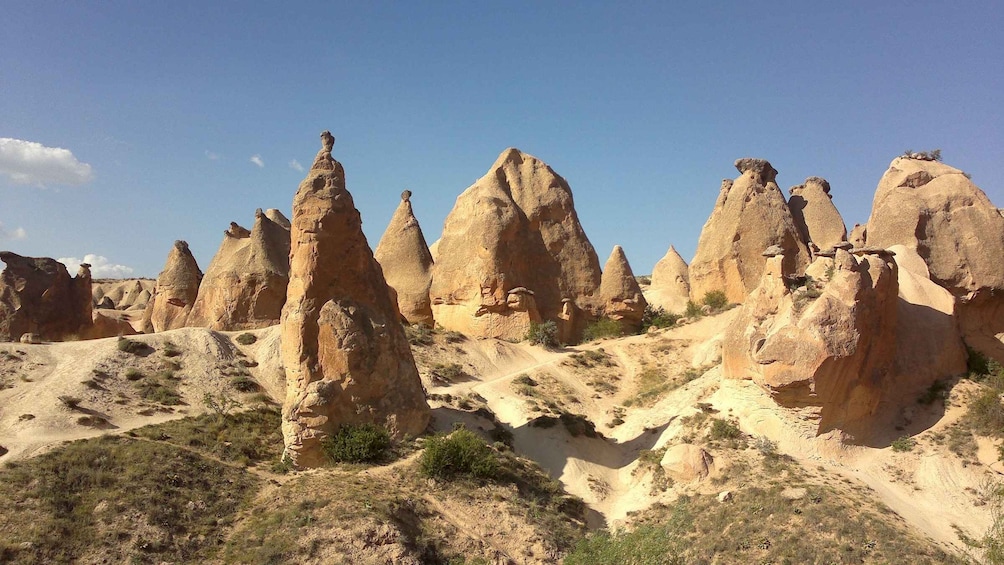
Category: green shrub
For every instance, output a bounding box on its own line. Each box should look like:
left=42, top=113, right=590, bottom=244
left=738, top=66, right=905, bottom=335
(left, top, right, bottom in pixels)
left=526, top=320, right=559, bottom=348
left=161, top=342, right=182, bottom=357
left=891, top=435, right=916, bottom=452
left=708, top=418, right=742, bottom=441
left=116, top=337, right=147, bottom=354
left=701, top=290, right=728, bottom=310
left=684, top=300, right=703, bottom=318
left=322, top=424, right=391, bottom=464
left=429, top=363, right=468, bottom=385
left=231, top=375, right=260, bottom=393
left=513, top=373, right=537, bottom=386
left=405, top=324, right=434, bottom=346
left=641, top=305, right=681, bottom=332
left=124, top=368, right=144, bottom=381
left=968, top=346, right=1003, bottom=380
left=582, top=318, right=622, bottom=342
left=235, top=333, right=257, bottom=345
left=967, top=387, right=1004, bottom=437
left=420, top=428, right=498, bottom=480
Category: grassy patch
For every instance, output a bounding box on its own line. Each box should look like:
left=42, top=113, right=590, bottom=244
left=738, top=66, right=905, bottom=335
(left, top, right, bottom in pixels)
left=132, top=407, right=283, bottom=467
left=134, top=372, right=183, bottom=405
left=582, top=318, right=622, bottom=342
left=428, top=363, right=468, bottom=386
left=116, top=336, right=148, bottom=355
left=405, top=324, right=434, bottom=346
left=891, top=435, right=917, bottom=452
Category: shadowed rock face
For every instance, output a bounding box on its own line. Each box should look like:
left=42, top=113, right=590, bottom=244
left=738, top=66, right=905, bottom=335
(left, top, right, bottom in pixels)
left=141, top=241, right=203, bottom=333
left=280, top=131, right=430, bottom=468
left=599, top=245, right=647, bottom=333
left=0, top=252, right=93, bottom=341
left=430, top=148, right=602, bottom=342
left=865, top=156, right=1004, bottom=361
left=788, top=177, right=847, bottom=251
left=374, top=190, right=435, bottom=327
left=690, top=158, right=810, bottom=305
left=187, top=208, right=291, bottom=330
left=647, top=245, right=690, bottom=314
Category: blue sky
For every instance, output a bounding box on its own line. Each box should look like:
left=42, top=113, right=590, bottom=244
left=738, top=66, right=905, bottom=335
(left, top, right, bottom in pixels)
left=2, top=1, right=1002, bottom=278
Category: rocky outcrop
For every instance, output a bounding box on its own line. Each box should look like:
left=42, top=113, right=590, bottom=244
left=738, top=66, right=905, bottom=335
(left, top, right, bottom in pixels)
left=430, top=148, right=602, bottom=342
left=186, top=208, right=291, bottom=330
left=281, top=131, right=430, bottom=468
left=788, top=177, right=847, bottom=251
left=599, top=246, right=647, bottom=333
left=0, top=252, right=94, bottom=341
left=690, top=158, right=810, bottom=304
left=141, top=241, right=203, bottom=333
left=722, top=248, right=900, bottom=441
left=865, top=156, right=1004, bottom=361
left=646, top=245, right=690, bottom=314
left=374, top=190, right=435, bottom=327
left=849, top=224, right=867, bottom=248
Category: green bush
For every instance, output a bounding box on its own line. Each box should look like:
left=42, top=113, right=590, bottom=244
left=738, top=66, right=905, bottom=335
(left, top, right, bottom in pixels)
left=968, top=346, right=1003, bottom=380
left=709, top=418, right=742, bottom=441
left=684, top=300, right=703, bottom=318
left=117, top=337, right=147, bottom=354
left=235, top=333, right=257, bottom=345
left=161, top=342, right=182, bottom=357
left=967, top=387, right=1004, bottom=437
left=641, top=305, right=681, bottom=332
left=526, top=320, right=559, bottom=348
left=701, top=290, right=728, bottom=311
left=582, top=318, right=622, bottom=342
left=124, top=368, right=144, bottom=381
left=891, top=435, right=916, bottom=452
left=420, top=428, right=498, bottom=480
left=322, top=423, right=391, bottom=464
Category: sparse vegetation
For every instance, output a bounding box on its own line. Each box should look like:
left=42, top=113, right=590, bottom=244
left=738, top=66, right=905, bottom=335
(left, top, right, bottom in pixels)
left=526, top=320, right=560, bottom=348
left=582, top=317, right=622, bottom=342
left=124, top=367, right=144, bottom=381
left=57, top=395, right=82, bottom=410
left=405, top=323, right=434, bottom=346
left=684, top=300, right=704, bottom=318
left=701, top=290, right=728, bottom=310
left=902, top=148, right=942, bottom=161
left=891, top=435, right=917, bottom=452
left=708, top=418, right=742, bottom=441
left=420, top=427, right=499, bottom=480
left=322, top=423, right=391, bottom=464
left=235, top=332, right=257, bottom=345
left=161, top=341, right=182, bottom=357
left=203, top=391, right=243, bottom=418
left=231, top=375, right=260, bottom=393
left=918, top=380, right=949, bottom=406
left=641, top=305, right=681, bottom=332
left=429, top=362, right=468, bottom=385
left=442, top=330, right=466, bottom=344
left=116, top=336, right=148, bottom=354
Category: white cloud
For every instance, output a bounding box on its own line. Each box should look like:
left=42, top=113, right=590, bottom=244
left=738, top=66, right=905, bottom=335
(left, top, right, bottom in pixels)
left=0, top=222, right=26, bottom=240
left=250, top=154, right=265, bottom=168
left=0, top=138, right=93, bottom=186
left=57, top=254, right=134, bottom=278
left=205, top=150, right=220, bottom=160
left=288, top=159, right=304, bottom=172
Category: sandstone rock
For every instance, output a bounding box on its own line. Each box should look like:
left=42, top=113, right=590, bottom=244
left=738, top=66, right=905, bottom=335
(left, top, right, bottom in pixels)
left=645, top=245, right=690, bottom=314
left=690, top=158, right=810, bottom=304
left=84, top=311, right=138, bottom=339
left=374, top=190, right=435, bottom=327
left=19, top=333, right=40, bottom=344
left=722, top=249, right=899, bottom=441
left=849, top=223, right=867, bottom=248
left=187, top=208, right=291, bottom=330
left=660, top=444, right=714, bottom=481
left=788, top=177, right=847, bottom=251
left=430, top=148, right=602, bottom=342
left=96, top=296, right=114, bottom=310
left=93, top=279, right=156, bottom=311
left=0, top=252, right=93, bottom=341
left=599, top=246, right=647, bottom=333
left=865, top=156, right=1004, bottom=362
left=717, top=491, right=733, bottom=503
left=140, top=241, right=203, bottom=333
left=281, top=131, right=430, bottom=468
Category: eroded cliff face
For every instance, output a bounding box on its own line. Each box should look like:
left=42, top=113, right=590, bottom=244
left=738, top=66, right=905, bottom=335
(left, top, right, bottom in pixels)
left=0, top=252, right=93, bottom=341
left=280, top=131, right=430, bottom=468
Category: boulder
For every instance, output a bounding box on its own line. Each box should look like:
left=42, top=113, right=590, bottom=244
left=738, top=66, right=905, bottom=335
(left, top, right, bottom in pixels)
left=187, top=208, right=291, bottom=330
left=645, top=245, right=690, bottom=314
left=788, top=177, right=847, bottom=251
left=141, top=241, right=203, bottom=333
left=0, top=252, right=93, bottom=341
left=281, top=131, right=430, bottom=468
left=722, top=249, right=899, bottom=441
left=660, top=444, right=714, bottom=481
left=374, top=190, right=435, bottom=327
left=849, top=223, right=867, bottom=248
left=599, top=245, right=647, bottom=333
left=690, top=159, right=810, bottom=305
left=430, top=148, right=602, bottom=342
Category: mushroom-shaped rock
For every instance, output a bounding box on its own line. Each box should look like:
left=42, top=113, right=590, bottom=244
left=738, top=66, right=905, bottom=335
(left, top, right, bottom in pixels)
left=689, top=158, right=810, bottom=305
left=0, top=252, right=94, bottom=341
left=141, top=241, right=203, bottom=333
left=788, top=177, right=847, bottom=251
left=187, top=209, right=291, bottom=330
left=645, top=245, right=690, bottom=314
left=430, top=148, right=602, bottom=342
left=374, top=190, right=435, bottom=327
left=599, top=245, right=647, bottom=333
left=280, top=131, right=430, bottom=468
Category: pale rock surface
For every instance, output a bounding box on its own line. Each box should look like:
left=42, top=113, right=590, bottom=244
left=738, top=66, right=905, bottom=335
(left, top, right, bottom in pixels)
left=0, top=252, right=93, bottom=341
left=849, top=223, right=867, bottom=248
left=722, top=249, right=899, bottom=441
left=788, top=177, right=847, bottom=251
left=140, top=241, right=203, bottom=333
left=690, top=158, right=810, bottom=304
left=430, top=148, right=602, bottom=342
left=186, top=208, right=291, bottom=330
left=599, top=245, right=647, bottom=333
left=660, top=444, right=714, bottom=481
left=374, top=190, right=435, bottom=327
left=93, top=279, right=156, bottom=311
left=646, top=245, right=690, bottom=314
left=281, top=131, right=430, bottom=468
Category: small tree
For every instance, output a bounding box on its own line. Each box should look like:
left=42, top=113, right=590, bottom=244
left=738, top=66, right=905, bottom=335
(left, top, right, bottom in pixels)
left=526, top=320, right=559, bottom=348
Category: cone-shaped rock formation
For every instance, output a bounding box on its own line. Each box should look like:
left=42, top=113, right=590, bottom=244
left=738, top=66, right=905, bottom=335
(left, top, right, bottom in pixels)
left=141, top=241, right=203, bottom=333
left=374, top=190, right=435, bottom=327
left=430, top=148, right=602, bottom=342
left=646, top=245, right=691, bottom=314
left=0, top=252, right=94, bottom=341
left=187, top=208, right=291, bottom=330
left=690, top=158, right=810, bottom=304
left=280, top=131, right=430, bottom=468
left=599, top=245, right=647, bottom=333
left=788, top=177, right=847, bottom=251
